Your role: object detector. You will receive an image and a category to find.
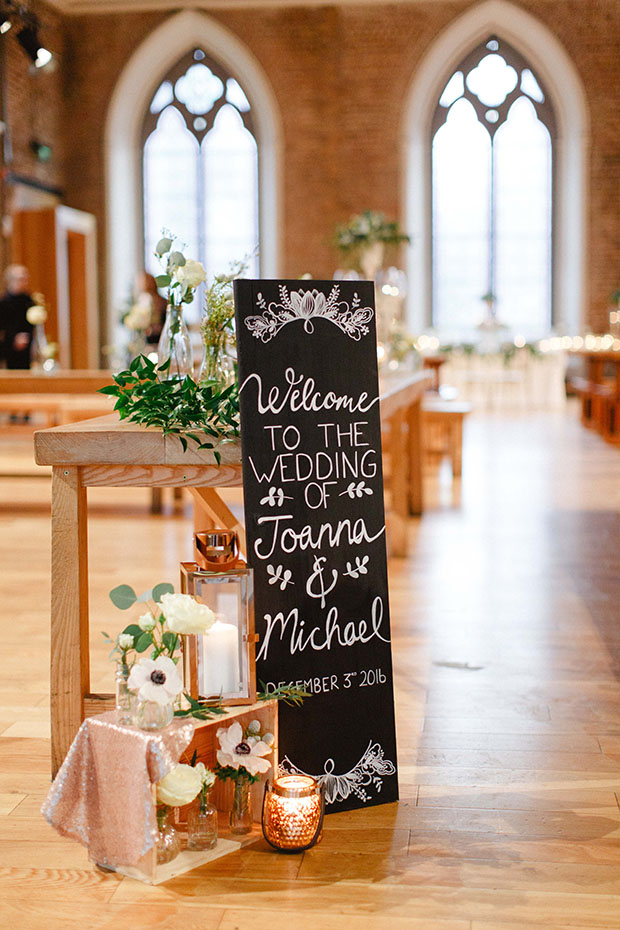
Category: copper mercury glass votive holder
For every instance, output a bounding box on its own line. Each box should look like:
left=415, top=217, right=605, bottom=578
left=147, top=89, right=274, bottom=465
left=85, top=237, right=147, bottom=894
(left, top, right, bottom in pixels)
left=261, top=775, right=324, bottom=852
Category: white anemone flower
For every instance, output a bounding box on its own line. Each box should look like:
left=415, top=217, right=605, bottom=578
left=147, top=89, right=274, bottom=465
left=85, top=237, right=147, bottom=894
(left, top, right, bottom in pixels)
left=127, top=655, right=182, bottom=705
left=216, top=721, right=272, bottom=776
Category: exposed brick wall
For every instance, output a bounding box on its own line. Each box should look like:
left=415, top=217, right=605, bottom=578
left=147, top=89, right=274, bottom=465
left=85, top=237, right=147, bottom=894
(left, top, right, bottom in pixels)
left=3, top=1, right=620, bottom=334
left=1, top=0, right=65, bottom=268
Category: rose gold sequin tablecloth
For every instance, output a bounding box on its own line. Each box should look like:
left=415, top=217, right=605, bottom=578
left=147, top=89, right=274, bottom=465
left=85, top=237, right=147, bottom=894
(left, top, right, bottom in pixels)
left=42, top=712, right=195, bottom=867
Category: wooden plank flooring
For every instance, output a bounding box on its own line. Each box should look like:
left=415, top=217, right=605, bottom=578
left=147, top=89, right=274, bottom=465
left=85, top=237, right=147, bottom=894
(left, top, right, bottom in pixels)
left=2, top=401, right=620, bottom=928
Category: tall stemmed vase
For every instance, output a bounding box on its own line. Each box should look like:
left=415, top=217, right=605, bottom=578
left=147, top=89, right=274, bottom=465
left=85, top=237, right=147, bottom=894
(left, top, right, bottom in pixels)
left=157, top=304, right=193, bottom=379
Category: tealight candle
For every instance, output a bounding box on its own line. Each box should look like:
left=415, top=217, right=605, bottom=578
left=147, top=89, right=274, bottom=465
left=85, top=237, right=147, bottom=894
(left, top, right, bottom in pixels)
left=262, top=775, right=324, bottom=852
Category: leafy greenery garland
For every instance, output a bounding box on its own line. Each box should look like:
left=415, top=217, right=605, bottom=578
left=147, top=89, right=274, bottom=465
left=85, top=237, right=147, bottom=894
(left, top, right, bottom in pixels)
left=99, top=354, right=239, bottom=463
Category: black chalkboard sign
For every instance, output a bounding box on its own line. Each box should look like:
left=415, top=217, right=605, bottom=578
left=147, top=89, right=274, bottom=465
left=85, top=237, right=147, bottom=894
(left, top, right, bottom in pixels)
left=234, top=279, right=398, bottom=813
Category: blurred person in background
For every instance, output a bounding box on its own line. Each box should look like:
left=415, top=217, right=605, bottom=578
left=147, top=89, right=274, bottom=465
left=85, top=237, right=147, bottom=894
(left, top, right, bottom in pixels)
left=0, top=265, right=34, bottom=369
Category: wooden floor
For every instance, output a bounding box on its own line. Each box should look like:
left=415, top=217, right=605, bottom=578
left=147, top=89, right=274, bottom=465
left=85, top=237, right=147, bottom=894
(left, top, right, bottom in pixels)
left=2, top=401, right=620, bottom=929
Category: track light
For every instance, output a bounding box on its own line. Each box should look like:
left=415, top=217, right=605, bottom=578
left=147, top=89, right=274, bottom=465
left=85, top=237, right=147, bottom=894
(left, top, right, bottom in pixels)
left=2, top=3, right=53, bottom=68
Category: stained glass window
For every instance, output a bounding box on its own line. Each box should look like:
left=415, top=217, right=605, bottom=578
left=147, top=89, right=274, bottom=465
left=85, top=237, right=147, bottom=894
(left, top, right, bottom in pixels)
left=431, top=37, right=555, bottom=338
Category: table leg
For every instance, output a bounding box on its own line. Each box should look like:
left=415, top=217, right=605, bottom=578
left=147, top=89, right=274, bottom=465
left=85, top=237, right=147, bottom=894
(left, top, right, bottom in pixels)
left=407, top=399, right=423, bottom=515
left=387, top=409, right=407, bottom=557
left=50, top=466, right=90, bottom=776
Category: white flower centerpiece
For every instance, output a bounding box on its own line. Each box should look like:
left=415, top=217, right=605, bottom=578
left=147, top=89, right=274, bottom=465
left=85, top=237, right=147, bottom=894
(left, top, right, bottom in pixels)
left=215, top=720, right=274, bottom=834
left=104, top=581, right=215, bottom=729
left=153, top=234, right=207, bottom=379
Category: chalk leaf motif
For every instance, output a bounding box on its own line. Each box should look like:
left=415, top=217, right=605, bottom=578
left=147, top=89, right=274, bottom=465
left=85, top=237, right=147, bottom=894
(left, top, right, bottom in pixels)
left=279, top=740, right=396, bottom=805
left=259, top=486, right=291, bottom=508
left=245, top=285, right=373, bottom=343
left=340, top=480, right=373, bottom=499
left=266, top=563, right=294, bottom=591
left=344, top=555, right=370, bottom=579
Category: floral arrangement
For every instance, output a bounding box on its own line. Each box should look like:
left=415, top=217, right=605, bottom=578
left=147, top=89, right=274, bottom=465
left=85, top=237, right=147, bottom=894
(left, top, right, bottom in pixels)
left=334, top=210, right=410, bottom=255
left=199, top=257, right=249, bottom=386
left=153, top=234, right=207, bottom=310
left=104, top=581, right=215, bottom=707
left=215, top=720, right=274, bottom=784
left=156, top=763, right=203, bottom=808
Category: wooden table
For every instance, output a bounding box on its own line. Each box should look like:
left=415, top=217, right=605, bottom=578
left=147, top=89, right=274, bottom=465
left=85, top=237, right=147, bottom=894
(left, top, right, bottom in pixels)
left=34, top=369, right=430, bottom=775
left=572, top=349, right=620, bottom=392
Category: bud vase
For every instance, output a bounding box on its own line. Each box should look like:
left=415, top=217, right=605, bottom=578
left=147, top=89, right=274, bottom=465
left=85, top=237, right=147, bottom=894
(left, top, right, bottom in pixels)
left=230, top=775, right=253, bottom=835
left=198, top=337, right=234, bottom=388
left=30, top=323, right=49, bottom=369
left=187, top=793, right=218, bottom=850
left=157, top=304, right=193, bottom=379
left=114, top=661, right=134, bottom=725
left=155, top=805, right=181, bottom=864
left=133, top=699, right=174, bottom=730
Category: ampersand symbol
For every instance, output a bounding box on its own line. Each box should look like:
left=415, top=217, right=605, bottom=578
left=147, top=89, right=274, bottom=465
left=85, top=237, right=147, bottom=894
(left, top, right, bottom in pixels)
left=306, top=556, right=338, bottom=608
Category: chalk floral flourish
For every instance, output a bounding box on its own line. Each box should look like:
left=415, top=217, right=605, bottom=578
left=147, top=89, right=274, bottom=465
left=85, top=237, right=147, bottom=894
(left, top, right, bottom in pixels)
left=245, top=285, right=373, bottom=343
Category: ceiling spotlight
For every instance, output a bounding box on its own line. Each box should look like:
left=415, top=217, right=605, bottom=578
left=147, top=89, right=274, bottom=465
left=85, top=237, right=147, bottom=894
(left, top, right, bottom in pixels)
left=0, top=19, right=12, bottom=34
left=35, top=46, right=51, bottom=68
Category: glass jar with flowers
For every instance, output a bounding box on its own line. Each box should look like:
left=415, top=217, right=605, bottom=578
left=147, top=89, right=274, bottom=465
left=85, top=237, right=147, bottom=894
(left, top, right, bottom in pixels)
left=154, top=763, right=203, bottom=864
left=104, top=582, right=215, bottom=730
left=199, top=258, right=248, bottom=388
left=186, top=756, right=218, bottom=851
left=153, top=235, right=207, bottom=380
left=215, top=720, right=274, bottom=834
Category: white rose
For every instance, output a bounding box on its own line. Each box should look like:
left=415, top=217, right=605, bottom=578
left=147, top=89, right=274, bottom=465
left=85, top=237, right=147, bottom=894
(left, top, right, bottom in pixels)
left=174, top=259, right=207, bottom=290
left=156, top=764, right=202, bottom=807
left=26, top=305, right=47, bottom=325
left=158, top=592, right=215, bottom=635
left=138, top=612, right=156, bottom=632
left=117, top=633, right=134, bottom=649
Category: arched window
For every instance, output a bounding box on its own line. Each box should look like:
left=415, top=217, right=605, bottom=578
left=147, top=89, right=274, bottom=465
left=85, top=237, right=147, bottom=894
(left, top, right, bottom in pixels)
left=431, top=36, right=555, bottom=337
left=142, top=48, right=259, bottom=309
left=105, top=10, right=282, bottom=339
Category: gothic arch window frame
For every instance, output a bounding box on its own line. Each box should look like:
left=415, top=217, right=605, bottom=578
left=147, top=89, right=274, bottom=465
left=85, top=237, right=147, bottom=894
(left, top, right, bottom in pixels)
left=403, top=0, right=589, bottom=336
left=105, top=10, right=283, bottom=341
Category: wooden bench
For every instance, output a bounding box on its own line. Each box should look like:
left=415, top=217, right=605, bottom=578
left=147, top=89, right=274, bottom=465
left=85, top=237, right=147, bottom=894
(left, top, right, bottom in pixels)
left=567, top=376, right=616, bottom=433
left=421, top=398, right=471, bottom=477
left=0, top=392, right=114, bottom=426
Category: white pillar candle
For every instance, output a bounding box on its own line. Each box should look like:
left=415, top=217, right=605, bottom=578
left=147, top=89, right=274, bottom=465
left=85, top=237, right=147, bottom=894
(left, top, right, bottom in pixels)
left=201, top=620, right=239, bottom=697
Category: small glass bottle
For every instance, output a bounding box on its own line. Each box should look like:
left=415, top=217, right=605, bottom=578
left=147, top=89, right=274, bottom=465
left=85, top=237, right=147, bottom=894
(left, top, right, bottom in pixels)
left=155, top=805, right=181, bottom=864
left=187, top=791, right=218, bottom=850
left=230, top=774, right=253, bottom=835
left=157, top=304, right=193, bottom=379
left=114, top=661, right=134, bottom=725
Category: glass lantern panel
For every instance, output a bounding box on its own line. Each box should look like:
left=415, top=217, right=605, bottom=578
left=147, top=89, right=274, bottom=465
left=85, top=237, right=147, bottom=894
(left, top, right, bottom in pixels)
left=190, top=569, right=252, bottom=701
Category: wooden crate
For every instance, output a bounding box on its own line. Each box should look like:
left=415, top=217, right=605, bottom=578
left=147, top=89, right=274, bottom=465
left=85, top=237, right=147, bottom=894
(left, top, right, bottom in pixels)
left=98, top=699, right=277, bottom=884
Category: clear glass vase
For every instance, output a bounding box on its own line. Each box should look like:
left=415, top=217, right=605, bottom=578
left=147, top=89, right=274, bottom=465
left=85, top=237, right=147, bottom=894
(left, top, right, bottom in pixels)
left=187, top=793, right=218, bottom=850
left=133, top=699, right=174, bottom=730
left=155, top=805, right=181, bottom=864
left=230, top=775, right=253, bottom=835
left=157, top=304, right=193, bottom=379
left=30, top=323, right=49, bottom=369
left=114, top=661, right=134, bottom=725
left=198, top=336, right=234, bottom=388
